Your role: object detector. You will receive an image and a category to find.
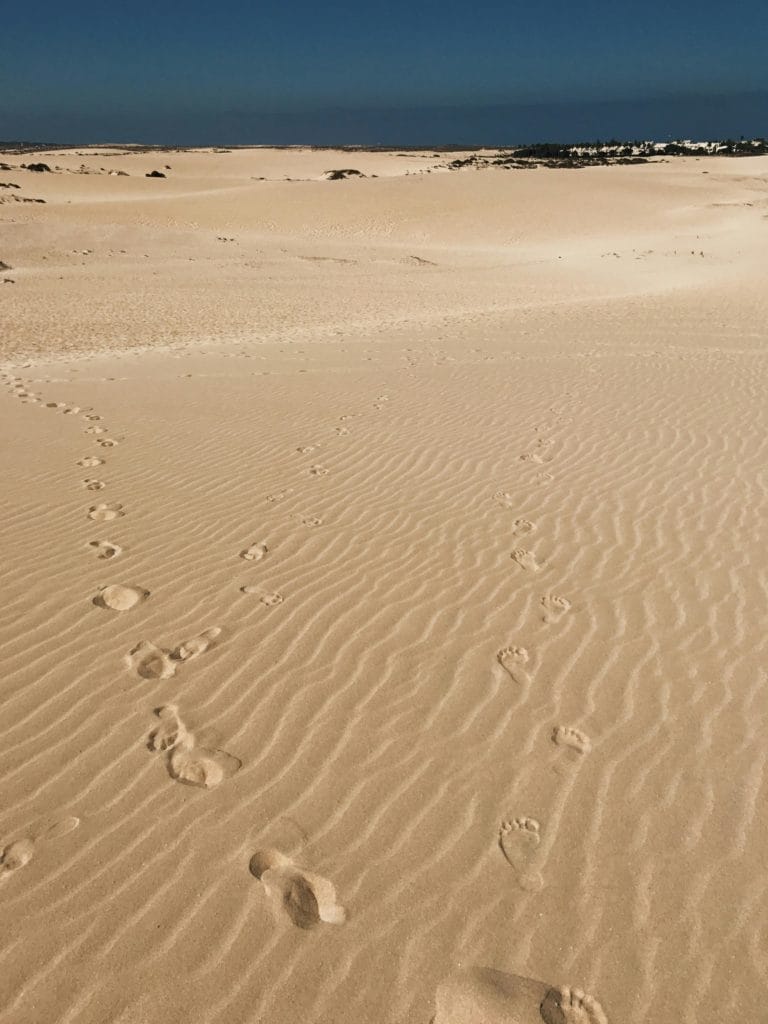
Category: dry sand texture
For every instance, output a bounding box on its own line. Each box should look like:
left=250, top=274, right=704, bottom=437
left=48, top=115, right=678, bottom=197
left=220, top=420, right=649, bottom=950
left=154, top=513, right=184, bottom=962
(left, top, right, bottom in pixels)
left=1, top=147, right=767, bottom=1024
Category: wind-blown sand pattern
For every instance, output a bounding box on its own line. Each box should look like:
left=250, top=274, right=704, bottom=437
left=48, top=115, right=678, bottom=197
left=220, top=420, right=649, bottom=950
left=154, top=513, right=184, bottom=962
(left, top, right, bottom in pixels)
left=1, top=146, right=767, bottom=1024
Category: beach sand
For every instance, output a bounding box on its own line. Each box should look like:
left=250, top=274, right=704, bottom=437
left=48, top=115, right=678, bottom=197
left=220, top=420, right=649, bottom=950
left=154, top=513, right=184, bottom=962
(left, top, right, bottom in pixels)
left=1, top=146, right=766, bottom=1024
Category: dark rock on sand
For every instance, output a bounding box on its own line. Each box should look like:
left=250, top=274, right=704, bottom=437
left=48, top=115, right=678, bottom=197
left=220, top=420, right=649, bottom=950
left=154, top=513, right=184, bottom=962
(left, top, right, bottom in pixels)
left=324, top=168, right=365, bottom=180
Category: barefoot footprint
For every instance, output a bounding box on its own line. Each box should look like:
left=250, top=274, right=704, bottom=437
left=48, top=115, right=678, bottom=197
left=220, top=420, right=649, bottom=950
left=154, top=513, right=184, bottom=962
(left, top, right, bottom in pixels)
left=88, top=503, right=124, bottom=522
left=147, top=706, right=241, bottom=788
left=498, top=817, right=544, bottom=892
left=249, top=848, right=346, bottom=929
left=493, top=490, right=515, bottom=508
left=540, top=985, right=609, bottom=1024
left=541, top=594, right=571, bottom=623
left=0, top=816, right=80, bottom=883
left=94, top=584, right=150, bottom=611
left=87, top=540, right=122, bottom=560
left=299, top=514, right=323, bottom=527
left=77, top=456, right=104, bottom=468
left=511, top=548, right=541, bottom=572
left=241, top=541, right=268, bottom=561
left=240, top=587, right=284, bottom=605
left=552, top=726, right=592, bottom=755
left=171, top=627, right=221, bottom=662
left=148, top=704, right=191, bottom=752
left=126, top=640, right=177, bottom=680
left=497, top=645, right=529, bottom=681
left=82, top=479, right=106, bottom=491
left=168, top=735, right=241, bottom=789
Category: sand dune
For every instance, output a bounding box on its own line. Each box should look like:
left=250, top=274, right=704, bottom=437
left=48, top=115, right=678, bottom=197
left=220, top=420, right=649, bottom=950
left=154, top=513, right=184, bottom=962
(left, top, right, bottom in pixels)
left=1, top=147, right=767, bottom=1023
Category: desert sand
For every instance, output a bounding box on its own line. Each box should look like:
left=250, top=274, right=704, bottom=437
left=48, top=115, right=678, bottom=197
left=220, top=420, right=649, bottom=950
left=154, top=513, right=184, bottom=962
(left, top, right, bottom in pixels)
left=1, top=146, right=767, bottom=1024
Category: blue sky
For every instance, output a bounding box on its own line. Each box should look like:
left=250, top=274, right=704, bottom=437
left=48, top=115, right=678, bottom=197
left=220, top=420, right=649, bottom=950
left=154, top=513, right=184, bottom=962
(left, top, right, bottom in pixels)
left=2, top=0, right=767, bottom=143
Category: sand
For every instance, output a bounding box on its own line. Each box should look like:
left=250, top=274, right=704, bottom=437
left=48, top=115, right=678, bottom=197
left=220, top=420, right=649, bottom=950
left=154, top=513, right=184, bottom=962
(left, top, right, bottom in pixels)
left=1, top=146, right=766, bottom=1024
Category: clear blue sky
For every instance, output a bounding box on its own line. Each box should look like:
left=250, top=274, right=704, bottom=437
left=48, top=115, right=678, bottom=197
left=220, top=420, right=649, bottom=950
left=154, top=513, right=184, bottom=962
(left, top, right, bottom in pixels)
left=2, top=0, right=767, bottom=143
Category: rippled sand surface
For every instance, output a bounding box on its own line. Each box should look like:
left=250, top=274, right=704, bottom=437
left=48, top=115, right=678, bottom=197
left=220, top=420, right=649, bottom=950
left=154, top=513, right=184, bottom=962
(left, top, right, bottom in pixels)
left=1, top=147, right=766, bottom=1024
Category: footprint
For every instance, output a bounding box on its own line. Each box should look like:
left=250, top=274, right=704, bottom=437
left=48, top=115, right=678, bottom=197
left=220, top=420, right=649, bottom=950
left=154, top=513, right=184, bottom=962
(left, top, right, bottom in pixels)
left=498, top=645, right=528, bottom=667
left=266, top=490, right=292, bottom=503
left=519, top=452, right=548, bottom=464
left=167, top=735, right=241, bottom=789
left=535, top=471, right=554, bottom=483
left=300, top=514, right=323, bottom=527
left=552, top=726, right=592, bottom=755
left=85, top=425, right=107, bottom=435
left=88, top=502, right=124, bottom=521
left=240, top=587, right=283, bottom=605
left=84, top=413, right=101, bottom=421
left=249, top=849, right=346, bottom=929
left=146, top=705, right=240, bottom=786
left=171, top=627, right=221, bottom=662
left=87, top=539, right=123, bottom=560
left=148, top=704, right=191, bottom=752
left=497, top=646, right=530, bottom=684
left=511, top=518, right=535, bottom=537
left=77, top=456, right=104, bottom=468
left=98, top=438, right=118, bottom=448
left=82, top=478, right=106, bottom=491
left=0, top=838, right=35, bottom=877
left=511, top=548, right=541, bottom=572
left=1, top=817, right=80, bottom=883
left=498, top=818, right=544, bottom=892
left=493, top=490, right=515, bottom=508
left=334, top=426, right=349, bottom=436
left=296, top=445, right=318, bottom=454
left=240, top=541, right=268, bottom=561
left=308, top=465, right=328, bottom=477
left=540, top=985, right=609, bottom=1024
left=541, top=594, right=571, bottom=623
left=126, top=640, right=177, bottom=680
left=94, top=584, right=150, bottom=611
